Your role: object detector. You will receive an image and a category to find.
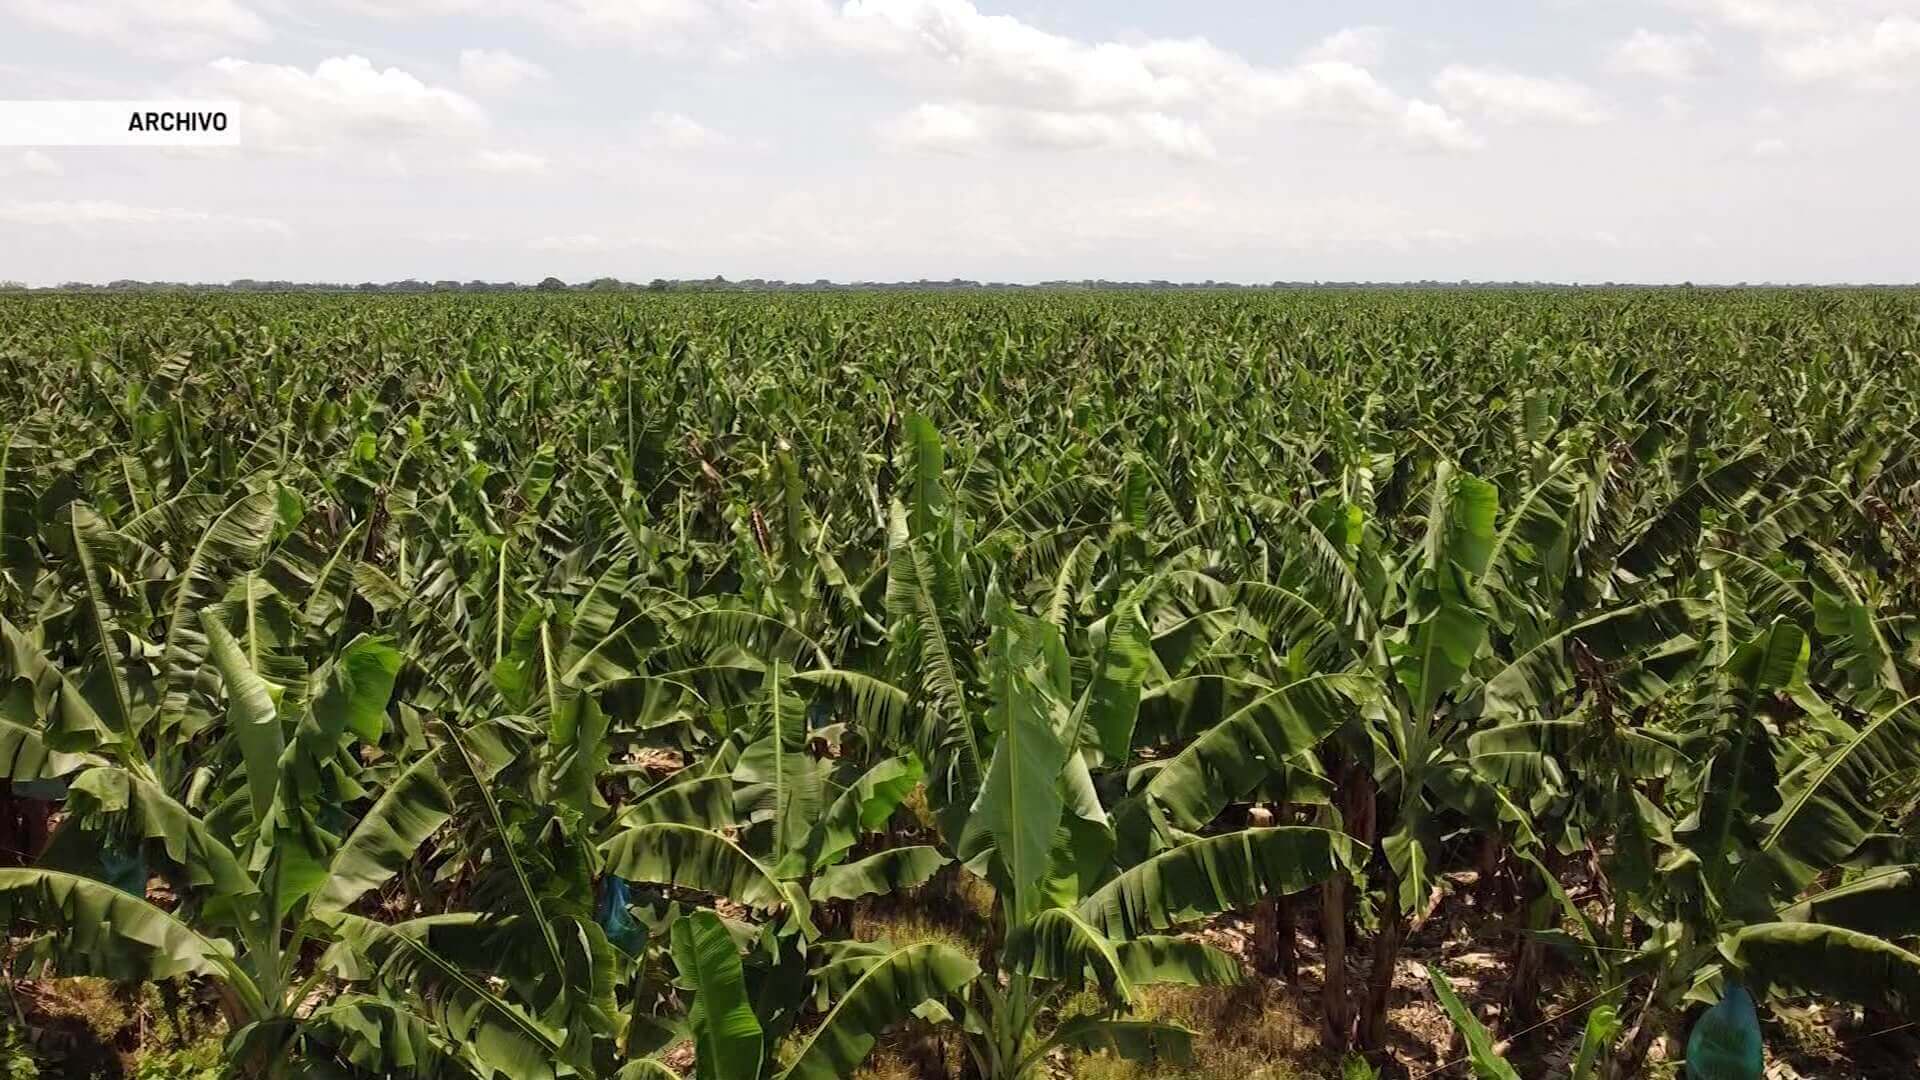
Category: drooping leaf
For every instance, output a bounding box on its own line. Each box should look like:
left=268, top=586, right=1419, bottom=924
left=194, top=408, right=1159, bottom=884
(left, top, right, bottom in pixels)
left=1112, top=936, right=1242, bottom=987
left=67, top=503, right=141, bottom=740
left=0, top=869, right=244, bottom=987
left=1479, top=600, right=1700, bottom=723
left=621, top=773, right=737, bottom=832
left=777, top=942, right=979, bottom=1080
left=297, top=993, right=462, bottom=1078
left=1729, top=922, right=1920, bottom=1016
left=807, top=846, right=950, bottom=903
left=1003, top=906, right=1134, bottom=1002
left=884, top=505, right=976, bottom=831
left=1135, top=674, right=1356, bottom=833
left=792, top=669, right=910, bottom=747
left=324, top=913, right=569, bottom=1080
left=1758, top=695, right=1920, bottom=875
left=903, top=413, right=945, bottom=541
left=54, top=767, right=258, bottom=915
left=311, top=720, right=518, bottom=917
left=602, top=823, right=794, bottom=912
left=1772, top=867, right=1920, bottom=939
left=0, top=716, right=101, bottom=781
left=1077, top=827, right=1357, bottom=940
left=1047, top=1016, right=1195, bottom=1068
left=671, top=910, right=763, bottom=1080
left=1425, top=463, right=1498, bottom=578
left=1619, top=451, right=1766, bottom=575
left=0, top=616, right=114, bottom=754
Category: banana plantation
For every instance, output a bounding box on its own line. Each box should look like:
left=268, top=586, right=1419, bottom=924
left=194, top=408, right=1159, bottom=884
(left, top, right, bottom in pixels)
left=1, top=289, right=1917, bottom=1078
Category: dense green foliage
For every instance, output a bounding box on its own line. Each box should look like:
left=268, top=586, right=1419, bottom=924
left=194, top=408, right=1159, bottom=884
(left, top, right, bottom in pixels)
left=2, top=289, right=1918, bottom=1077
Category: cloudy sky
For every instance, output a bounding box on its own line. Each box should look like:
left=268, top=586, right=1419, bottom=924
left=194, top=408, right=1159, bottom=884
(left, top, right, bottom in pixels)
left=1, top=0, right=1916, bottom=284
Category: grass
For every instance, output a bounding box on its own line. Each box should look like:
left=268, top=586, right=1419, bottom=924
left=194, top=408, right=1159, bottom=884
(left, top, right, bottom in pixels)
left=851, top=1051, right=921, bottom=1080
left=848, top=893, right=1326, bottom=1079
left=18, top=977, right=129, bottom=1045
left=1063, top=983, right=1324, bottom=1080
left=851, top=907, right=980, bottom=956
left=128, top=1038, right=223, bottom=1080
left=5, top=978, right=226, bottom=1080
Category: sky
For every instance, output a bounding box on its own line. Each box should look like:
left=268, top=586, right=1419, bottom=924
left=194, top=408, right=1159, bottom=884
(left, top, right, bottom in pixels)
left=1, top=0, right=1917, bottom=285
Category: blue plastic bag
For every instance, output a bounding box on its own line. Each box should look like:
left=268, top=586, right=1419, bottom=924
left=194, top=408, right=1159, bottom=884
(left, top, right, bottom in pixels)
left=1686, top=983, right=1764, bottom=1079
left=98, top=842, right=148, bottom=897
left=596, top=874, right=648, bottom=955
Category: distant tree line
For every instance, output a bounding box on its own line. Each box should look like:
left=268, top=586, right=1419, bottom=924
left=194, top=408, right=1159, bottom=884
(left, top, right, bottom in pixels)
left=2, top=277, right=1912, bottom=294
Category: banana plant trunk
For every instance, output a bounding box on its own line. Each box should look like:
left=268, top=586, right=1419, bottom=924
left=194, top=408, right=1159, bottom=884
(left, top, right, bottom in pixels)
left=1361, top=864, right=1404, bottom=1053
left=1320, top=873, right=1352, bottom=1047
left=1250, top=804, right=1298, bottom=982
left=902, top=1019, right=953, bottom=1079
left=1474, top=832, right=1509, bottom=914
left=1252, top=891, right=1298, bottom=982
left=1504, top=846, right=1553, bottom=1034
left=1603, top=980, right=1665, bottom=1080
left=0, top=786, right=54, bottom=866
left=1325, top=755, right=1379, bottom=1049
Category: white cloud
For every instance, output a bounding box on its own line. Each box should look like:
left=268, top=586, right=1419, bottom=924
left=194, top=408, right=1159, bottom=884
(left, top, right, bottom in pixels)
left=1672, top=0, right=1836, bottom=37
left=528, top=0, right=715, bottom=48
left=458, top=48, right=549, bottom=94
left=322, top=0, right=1472, bottom=154
left=201, top=55, right=487, bottom=152
left=883, top=103, right=983, bottom=153
left=1434, top=65, right=1609, bottom=125
left=829, top=0, right=1190, bottom=112
left=1772, top=16, right=1920, bottom=87
left=1, top=0, right=269, bottom=58
left=474, top=149, right=548, bottom=173
left=646, top=110, right=733, bottom=150
left=341, top=0, right=720, bottom=52
left=0, top=199, right=289, bottom=234
left=885, top=102, right=1216, bottom=159
left=6, top=0, right=1920, bottom=286
left=1609, top=29, right=1714, bottom=80
left=1750, top=136, right=1789, bottom=156
left=1301, top=26, right=1390, bottom=68
left=826, top=0, right=1468, bottom=151
left=1673, top=1, right=1920, bottom=86
left=1236, top=61, right=1477, bottom=151
left=0, top=151, right=63, bottom=177
left=1401, top=100, right=1483, bottom=152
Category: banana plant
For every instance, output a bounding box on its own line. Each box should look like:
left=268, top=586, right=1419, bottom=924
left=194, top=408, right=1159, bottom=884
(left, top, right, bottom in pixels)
left=0, top=629, right=564, bottom=1076
left=1490, top=613, right=1920, bottom=1077
left=775, top=587, right=1356, bottom=1079
left=1210, top=460, right=1551, bottom=1049
left=590, top=452, right=1361, bottom=1078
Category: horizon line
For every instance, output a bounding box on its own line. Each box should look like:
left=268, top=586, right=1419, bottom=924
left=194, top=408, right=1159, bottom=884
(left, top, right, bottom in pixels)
left=7, top=277, right=1920, bottom=292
